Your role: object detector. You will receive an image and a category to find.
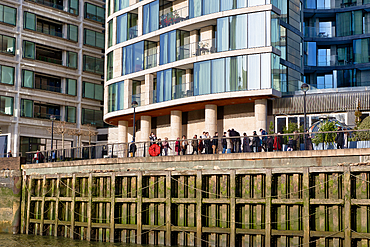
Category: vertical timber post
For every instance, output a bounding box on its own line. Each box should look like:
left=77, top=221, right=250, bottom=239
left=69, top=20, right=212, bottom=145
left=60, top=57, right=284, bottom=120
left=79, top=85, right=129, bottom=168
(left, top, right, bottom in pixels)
left=54, top=175, right=60, bottom=237
left=265, top=169, right=272, bottom=246
left=303, top=168, right=310, bottom=245
left=196, top=170, right=202, bottom=246
left=70, top=174, right=76, bottom=239
left=87, top=173, right=92, bottom=241
left=26, top=176, right=32, bottom=235
left=40, top=176, right=46, bottom=235
left=110, top=174, right=116, bottom=243
left=137, top=172, right=143, bottom=244
left=230, top=170, right=236, bottom=246
left=344, top=166, right=351, bottom=246
left=21, top=174, right=27, bottom=234
left=166, top=171, right=171, bottom=246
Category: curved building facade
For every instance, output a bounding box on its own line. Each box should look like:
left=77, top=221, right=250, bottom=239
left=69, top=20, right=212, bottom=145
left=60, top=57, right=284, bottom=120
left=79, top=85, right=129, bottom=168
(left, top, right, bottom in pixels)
left=104, top=0, right=303, bottom=142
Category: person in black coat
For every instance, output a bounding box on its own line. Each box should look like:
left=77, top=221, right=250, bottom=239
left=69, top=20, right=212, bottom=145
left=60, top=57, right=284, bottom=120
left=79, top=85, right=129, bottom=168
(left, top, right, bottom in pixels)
left=252, top=131, right=261, bottom=152
left=335, top=126, right=344, bottom=149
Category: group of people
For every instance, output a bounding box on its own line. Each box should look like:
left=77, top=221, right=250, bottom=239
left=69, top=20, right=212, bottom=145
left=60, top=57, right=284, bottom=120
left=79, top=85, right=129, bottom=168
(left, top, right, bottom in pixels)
left=146, top=128, right=308, bottom=156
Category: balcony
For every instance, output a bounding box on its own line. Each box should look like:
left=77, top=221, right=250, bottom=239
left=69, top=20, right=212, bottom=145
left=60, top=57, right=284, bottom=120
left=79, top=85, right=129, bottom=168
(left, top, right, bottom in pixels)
left=316, top=55, right=353, bottom=66
left=34, top=74, right=61, bottom=93
left=27, top=0, right=63, bottom=11
left=304, top=26, right=334, bottom=38
left=160, top=6, right=189, bottom=29
left=36, top=45, right=63, bottom=65
left=144, top=53, right=158, bottom=70
left=177, top=39, right=217, bottom=60
left=36, top=17, right=63, bottom=38
left=172, top=82, right=193, bottom=100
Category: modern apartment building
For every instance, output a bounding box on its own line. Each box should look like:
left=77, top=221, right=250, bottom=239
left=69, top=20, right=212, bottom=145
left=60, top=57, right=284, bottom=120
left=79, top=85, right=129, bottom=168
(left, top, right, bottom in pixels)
left=104, top=0, right=303, bottom=143
left=271, top=0, right=370, bottom=132
left=0, top=0, right=106, bottom=156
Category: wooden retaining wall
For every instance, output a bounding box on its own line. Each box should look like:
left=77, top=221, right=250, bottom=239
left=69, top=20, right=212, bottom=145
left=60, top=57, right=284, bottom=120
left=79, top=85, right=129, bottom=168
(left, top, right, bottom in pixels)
left=20, top=166, right=370, bottom=246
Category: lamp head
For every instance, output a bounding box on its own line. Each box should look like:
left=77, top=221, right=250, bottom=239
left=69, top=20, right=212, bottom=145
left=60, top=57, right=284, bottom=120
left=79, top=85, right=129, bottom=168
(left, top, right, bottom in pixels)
left=131, top=101, right=138, bottom=108
left=301, top=83, right=309, bottom=92
left=50, top=115, right=56, bottom=121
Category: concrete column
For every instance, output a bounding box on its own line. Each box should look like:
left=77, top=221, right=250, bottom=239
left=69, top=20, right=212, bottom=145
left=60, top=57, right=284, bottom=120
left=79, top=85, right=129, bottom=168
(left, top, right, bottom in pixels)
left=170, top=110, right=182, bottom=140
left=118, top=120, right=128, bottom=143
left=144, top=73, right=153, bottom=105
left=124, top=79, right=132, bottom=109
left=200, top=26, right=214, bottom=41
left=185, top=69, right=192, bottom=92
left=138, top=6, right=143, bottom=36
left=205, top=105, right=217, bottom=136
left=255, top=99, right=268, bottom=131
left=140, top=116, right=151, bottom=142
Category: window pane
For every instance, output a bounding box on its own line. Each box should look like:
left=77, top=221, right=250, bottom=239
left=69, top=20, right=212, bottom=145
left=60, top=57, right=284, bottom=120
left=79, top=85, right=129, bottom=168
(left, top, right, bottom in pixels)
left=108, top=81, right=124, bottom=112
left=22, top=70, right=34, bottom=88
left=248, top=12, right=266, bottom=48
left=4, top=6, right=16, bottom=25
left=194, top=61, right=211, bottom=95
left=97, top=7, right=105, bottom=23
left=84, top=82, right=95, bottom=99
left=95, top=84, right=103, bottom=100
left=149, top=1, right=159, bottom=33
left=107, top=52, right=113, bottom=80
left=84, top=29, right=95, bottom=46
left=221, top=0, right=235, bottom=11
left=133, top=42, right=144, bottom=73
left=0, top=35, right=15, bottom=54
left=0, top=96, right=13, bottom=115
left=247, top=54, right=261, bottom=90
left=143, top=4, right=150, bottom=34
left=96, top=32, right=105, bottom=48
left=67, top=79, right=77, bottom=95
left=23, top=41, right=35, bottom=59
left=66, top=106, right=76, bottom=123
left=68, top=25, right=78, bottom=42
left=217, top=18, right=229, bottom=52
left=108, top=20, right=113, bottom=47
left=24, top=12, right=36, bottom=30
left=21, top=99, right=33, bottom=118
left=1, top=66, right=14, bottom=85
left=69, top=0, right=79, bottom=15
left=67, top=52, right=78, bottom=68
left=117, top=14, right=128, bottom=44
left=189, top=0, right=202, bottom=18
left=230, top=14, right=247, bottom=50
left=203, top=0, right=219, bottom=15
left=211, top=58, right=225, bottom=93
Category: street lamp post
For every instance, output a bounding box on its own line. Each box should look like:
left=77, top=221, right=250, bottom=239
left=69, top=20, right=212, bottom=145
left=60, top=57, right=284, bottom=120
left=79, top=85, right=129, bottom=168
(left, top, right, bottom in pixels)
left=132, top=101, right=138, bottom=142
left=50, top=115, right=56, bottom=150
left=301, top=83, right=309, bottom=150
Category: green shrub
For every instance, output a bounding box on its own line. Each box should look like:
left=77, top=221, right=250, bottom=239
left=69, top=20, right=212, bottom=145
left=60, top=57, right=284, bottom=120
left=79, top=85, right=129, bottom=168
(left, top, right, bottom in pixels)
left=312, top=120, right=337, bottom=145
left=354, top=116, right=370, bottom=141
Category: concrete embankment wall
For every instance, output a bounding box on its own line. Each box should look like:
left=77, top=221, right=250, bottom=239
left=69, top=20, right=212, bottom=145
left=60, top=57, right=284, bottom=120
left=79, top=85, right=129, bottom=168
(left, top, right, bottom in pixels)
left=0, top=158, right=22, bottom=234
left=20, top=149, right=370, bottom=246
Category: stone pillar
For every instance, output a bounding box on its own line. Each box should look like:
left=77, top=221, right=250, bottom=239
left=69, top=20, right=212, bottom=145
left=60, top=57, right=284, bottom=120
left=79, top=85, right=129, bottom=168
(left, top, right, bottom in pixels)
left=255, top=99, right=268, bottom=131
left=205, top=104, right=217, bottom=136
left=118, top=120, right=128, bottom=143
left=185, top=69, right=192, bottom=92
left=137, top=6, right=143, bottom=36
left=140, top=116, right=151, bottom=142
left=170, top=110, right=182, bottom=140
left=144, top=73, right=153, bottom=105
left=124, top=79, right=132, bottom=109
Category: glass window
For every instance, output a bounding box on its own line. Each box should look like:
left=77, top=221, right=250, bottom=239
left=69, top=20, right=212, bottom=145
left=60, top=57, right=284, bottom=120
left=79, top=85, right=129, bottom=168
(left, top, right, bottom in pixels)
left=143, top=0, right=159, bottom=34
left=122, top=41, right=145, bottom=75
left=217, top=17, right=229, bottom=52
left=248, top=12, right=266, bottom=48
left=85, top=3, right=105, bottom=23
left=84, top=29, right=105, bottom=49
left=21, top=99, right=33, bottom=118
left=108, top=81, right=124, bottom=112
left=203, top=0, right=219, bottom=15
left=108, top=20, right=113, bottom=47
left=22, top=70, right=34, bottom=88
left=23, top=41, right=35, bottom=59
left=83, top=82, right=103, bottom=100
left=194, top=60, right=211, bottom=95
left=354, top=39, right=369, bottom=64
left=65, top=106, right=76, bottom=123
left=221, top=0, right=235, bottom=11
left=230, top=14, right=247, bottom=50
left=160, top=30, right=176, bottom=65
left=0, top=96, right=13, bottom=115
left=211, top=58, right=225, bottom=93
left=248, top=54, right=261, bottom=90
left=189, top=0, right=202, bottom=18
left=66, top=79, right=77, bottom=96
left=0, top=65, right=14, bottom=85
left=82, top=108, right=103, bottom=127
left=0, top=4, right=16, bottom=26
left=69, top=0, right=79, bottom=15
left=67, top=24, right=78, bottom=42
left=156, top=69, right=172, bottom=102
left=249, top=0, right=265, bottom=7
left=114, top=0, right=129, bottom=12
left=261, top=53, right=271, bottom=89
left=107, top=52, right=113, bottom=81
left=305, top=42, right=317, bottom=66
left=0, top=34, right=15, bottom=55
left=117, top=13, right=138, bottom=44
left=225, top=55, right=247, bottom=91
left=24, top=12, right=36, bottom=31
left=83, top=55, right=104, bottom=75
left=67, top=51, right=78, bottom=68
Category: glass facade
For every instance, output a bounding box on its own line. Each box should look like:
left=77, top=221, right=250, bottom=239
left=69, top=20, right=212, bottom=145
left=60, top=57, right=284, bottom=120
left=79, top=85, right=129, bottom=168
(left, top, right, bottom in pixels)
left=65, top=106, right=76, bottom=123
left=122, top=41, right=156, bottom=75
left=108, top=81, right=124, bottom=112
left=114, top=0, right=129, bottom=12
left=107, top=52, right=113, bottom=81
left=85, top=3, right=105, bottom=23
left=82, top=108, right=104, bottom=127
left=159, top=30, right=190, bottom=65
left=83, top=55, right=104, bottom=75
left=143, top=0, right=159, bottom=34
